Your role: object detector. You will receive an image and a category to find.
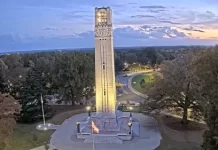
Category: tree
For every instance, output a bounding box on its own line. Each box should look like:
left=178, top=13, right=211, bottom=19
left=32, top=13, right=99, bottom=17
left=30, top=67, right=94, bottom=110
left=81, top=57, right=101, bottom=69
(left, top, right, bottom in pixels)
left=0, top=59, right=8, bottom=93
left=147, top=52, right=202, bottom=124
left=194, top=47, right=218, bottom=150
left=52, top=53, right=94, bottom=105
left=125, top=53, right=137, bottom=64
left=156, top=53, right=165, bottom=65
left=0, top=94, right=20, bottom=148
left=115, top=58, right=124, bottom=72
left=146, top=48, right=157, bottom=66
left=19, top=67, right=52, bottom=123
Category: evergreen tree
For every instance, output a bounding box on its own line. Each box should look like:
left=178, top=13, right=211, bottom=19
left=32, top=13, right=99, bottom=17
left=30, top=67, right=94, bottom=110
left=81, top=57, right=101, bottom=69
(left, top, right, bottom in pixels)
left=19, top=67, right=52, bottom=123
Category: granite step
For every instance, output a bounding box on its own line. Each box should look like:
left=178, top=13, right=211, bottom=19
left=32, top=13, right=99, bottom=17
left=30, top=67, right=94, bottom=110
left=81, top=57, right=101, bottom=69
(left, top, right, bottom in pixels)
left=84, top=135, right=123, bottom=144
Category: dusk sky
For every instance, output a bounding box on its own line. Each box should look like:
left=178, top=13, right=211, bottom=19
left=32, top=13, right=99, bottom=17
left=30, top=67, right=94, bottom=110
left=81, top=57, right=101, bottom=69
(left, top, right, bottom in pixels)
left=0, top=0, right=218, bottom=51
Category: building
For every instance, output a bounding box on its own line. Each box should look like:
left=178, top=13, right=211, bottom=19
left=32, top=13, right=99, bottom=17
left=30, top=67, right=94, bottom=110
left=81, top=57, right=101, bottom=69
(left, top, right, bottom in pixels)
left=95, top=7, right=116, bottom=115
left=76, top=7, right=138, bottom=143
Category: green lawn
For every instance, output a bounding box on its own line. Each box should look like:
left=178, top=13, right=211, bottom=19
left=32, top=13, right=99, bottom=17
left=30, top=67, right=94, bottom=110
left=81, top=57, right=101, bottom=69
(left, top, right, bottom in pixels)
left=131, top=72, right=156, bottom=94
left=5, top=106, right=86, bottom=150
left=5, top=124, right=53, bottom=150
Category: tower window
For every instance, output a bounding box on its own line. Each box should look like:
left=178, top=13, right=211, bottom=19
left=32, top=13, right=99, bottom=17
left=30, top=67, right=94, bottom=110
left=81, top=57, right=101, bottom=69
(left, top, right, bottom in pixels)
left=103, top=62, right=105, bottom=70
left=104, top=89, right=106, bottom=95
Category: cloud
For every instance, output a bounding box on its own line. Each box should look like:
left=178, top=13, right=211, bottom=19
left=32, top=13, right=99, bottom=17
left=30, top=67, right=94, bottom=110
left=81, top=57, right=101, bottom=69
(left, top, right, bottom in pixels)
left=61, top=13, right=91, bottom=20
left=188, top=33, right=192, bottom=36
left=139, top=25, right=187, bottom=38
left=43, top=28, right=58, bottom=31
left=180, top=27, right=205, bottom=32
left=0, top=26, right=195, bottom=51
left=128, top=2, right=138, bottom=5
left=139, top=6, right=166, bottom=9
left=147, top=9, right=165, bottom=13
left=158, top=20, right=182, bottom=25
left=209, top=37, right=218, bottom=39
left=131, top=15, right=156, bottom=18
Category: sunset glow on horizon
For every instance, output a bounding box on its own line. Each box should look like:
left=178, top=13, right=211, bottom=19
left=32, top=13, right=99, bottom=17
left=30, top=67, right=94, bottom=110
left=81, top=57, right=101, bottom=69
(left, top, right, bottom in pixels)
left=0, top=0, right=218, bottom=51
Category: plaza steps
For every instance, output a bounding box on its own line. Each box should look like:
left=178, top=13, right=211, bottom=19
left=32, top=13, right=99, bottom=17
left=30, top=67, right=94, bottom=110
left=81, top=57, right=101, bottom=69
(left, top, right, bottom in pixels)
left=84, top=135, right=123, bottom=144
left=132, top=122, right=140, bottom=136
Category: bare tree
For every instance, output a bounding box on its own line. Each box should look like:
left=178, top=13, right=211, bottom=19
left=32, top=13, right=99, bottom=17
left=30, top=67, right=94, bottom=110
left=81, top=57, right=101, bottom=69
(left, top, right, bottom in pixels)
left=147, top=52, right=202, bottom=124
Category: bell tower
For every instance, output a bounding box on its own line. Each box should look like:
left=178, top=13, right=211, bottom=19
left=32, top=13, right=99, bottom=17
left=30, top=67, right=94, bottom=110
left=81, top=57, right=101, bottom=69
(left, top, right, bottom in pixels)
left=95, top=7, right=116, bottom=115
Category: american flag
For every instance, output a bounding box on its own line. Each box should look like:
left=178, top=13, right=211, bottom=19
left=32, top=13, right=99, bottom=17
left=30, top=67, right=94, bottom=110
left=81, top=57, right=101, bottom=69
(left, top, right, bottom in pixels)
left=91, top=121, right=99, bottom=133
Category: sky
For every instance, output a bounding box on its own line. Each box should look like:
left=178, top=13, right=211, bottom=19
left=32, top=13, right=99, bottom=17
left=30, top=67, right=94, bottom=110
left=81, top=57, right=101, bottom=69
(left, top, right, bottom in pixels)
left=0, top=0, right=218, bottom=51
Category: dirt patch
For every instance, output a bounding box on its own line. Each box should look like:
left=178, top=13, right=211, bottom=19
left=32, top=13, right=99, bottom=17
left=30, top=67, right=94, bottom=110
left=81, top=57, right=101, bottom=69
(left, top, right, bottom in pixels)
left=162, top=115, right=206, bottom=131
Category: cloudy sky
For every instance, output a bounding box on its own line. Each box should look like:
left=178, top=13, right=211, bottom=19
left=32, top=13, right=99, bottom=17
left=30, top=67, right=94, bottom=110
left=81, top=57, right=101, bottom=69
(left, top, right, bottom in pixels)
left=0, top=0, right=218, bottom=51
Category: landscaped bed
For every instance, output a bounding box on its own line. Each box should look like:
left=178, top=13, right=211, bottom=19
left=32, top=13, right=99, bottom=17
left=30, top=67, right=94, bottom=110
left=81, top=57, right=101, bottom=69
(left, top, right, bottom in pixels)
left=131, top=72, right=156, bottom=94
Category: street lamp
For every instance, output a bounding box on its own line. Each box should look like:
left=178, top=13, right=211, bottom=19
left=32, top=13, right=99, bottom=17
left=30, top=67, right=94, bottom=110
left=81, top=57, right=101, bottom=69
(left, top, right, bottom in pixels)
left=128, top=122, right=132, bottom=134
left=129, top=106, right=133, bottom=117
left=86, top=106, right=91, bottom=117
left=44, top=127, right=48, bottom=131
left=76, top=122, right=80, bottom=133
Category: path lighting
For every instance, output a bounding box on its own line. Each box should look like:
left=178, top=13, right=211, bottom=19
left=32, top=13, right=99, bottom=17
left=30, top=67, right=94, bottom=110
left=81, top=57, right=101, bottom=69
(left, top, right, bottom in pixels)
left=77, top=122, right=81, bottom=133
left=129, top=106, right=133, bottom=117
left=86, top=106, right=91, bottom=117
left=128, top=122, right=132, bottom=134
left=44, top=127, right=48, bottom=131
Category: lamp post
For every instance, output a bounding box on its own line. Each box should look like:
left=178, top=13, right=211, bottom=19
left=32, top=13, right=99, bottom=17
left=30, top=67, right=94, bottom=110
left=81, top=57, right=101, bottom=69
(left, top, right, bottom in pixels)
left=128, top=122, right=132, bottom=134
left=129, top=106, right=133, bottom=117
left=86, top=106, right=91, bottom=117
left=76, top=122, right=80, bottom=133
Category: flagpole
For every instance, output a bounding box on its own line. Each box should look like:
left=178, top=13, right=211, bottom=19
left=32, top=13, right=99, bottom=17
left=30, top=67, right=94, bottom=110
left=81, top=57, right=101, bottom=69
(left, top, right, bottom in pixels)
left=92, top=126, right=95, bottom=150
left=41, top=94, right=46, bottom=126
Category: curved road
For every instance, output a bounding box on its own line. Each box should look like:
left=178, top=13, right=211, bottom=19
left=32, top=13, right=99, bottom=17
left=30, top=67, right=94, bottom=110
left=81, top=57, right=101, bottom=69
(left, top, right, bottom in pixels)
left=116, top=73, right=144, bottom=104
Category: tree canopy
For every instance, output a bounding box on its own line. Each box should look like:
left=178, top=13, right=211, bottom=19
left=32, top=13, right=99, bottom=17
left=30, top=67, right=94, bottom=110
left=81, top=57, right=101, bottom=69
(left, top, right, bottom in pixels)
left=147, top=52, right=203, bottom=124
left=0, top=94, right=20, bottom=147
left=194, top=47, right=218, bottom=150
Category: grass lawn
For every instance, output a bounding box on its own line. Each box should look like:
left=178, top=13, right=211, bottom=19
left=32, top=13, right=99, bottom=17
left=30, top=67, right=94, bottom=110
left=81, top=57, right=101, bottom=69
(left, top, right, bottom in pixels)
left=5, top=106, right=86, bottom=150
left=131, top=72, right=156, bottom=94
left=155, top=115, right=204, bottom=150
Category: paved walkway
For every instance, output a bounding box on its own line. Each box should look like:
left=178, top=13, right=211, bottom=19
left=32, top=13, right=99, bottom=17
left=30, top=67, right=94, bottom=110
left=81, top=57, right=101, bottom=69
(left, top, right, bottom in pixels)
left=50, top=112, right=161, bottom=150
left=31, top=72, right=161, bottom=150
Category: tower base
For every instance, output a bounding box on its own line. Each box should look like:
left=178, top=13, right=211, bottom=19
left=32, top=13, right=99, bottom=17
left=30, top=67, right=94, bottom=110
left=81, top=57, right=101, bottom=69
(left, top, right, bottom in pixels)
left=92, top=113, right=119, bottom=131
left=77, top=111, right=139, bottom=143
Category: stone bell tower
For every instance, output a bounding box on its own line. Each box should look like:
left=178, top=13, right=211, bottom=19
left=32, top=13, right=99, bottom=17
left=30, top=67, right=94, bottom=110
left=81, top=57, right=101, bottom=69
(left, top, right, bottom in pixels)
left=94, top=7, right=116, bottom=116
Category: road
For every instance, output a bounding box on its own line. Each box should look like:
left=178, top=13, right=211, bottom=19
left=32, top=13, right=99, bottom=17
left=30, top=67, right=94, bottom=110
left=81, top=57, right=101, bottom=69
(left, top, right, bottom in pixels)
left=116, top=73, right=144, bottom=104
